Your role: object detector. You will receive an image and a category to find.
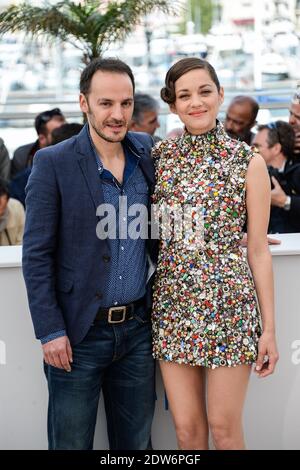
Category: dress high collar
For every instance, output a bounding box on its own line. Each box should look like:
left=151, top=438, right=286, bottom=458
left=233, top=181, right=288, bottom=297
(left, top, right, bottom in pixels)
left=180, top=120, right=228, bottom=147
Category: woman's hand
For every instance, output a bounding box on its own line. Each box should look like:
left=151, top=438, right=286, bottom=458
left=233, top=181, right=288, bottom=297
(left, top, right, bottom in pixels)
left=240, top=233, right=281, bottom=247
left=255, top=331, right=279, bottom=378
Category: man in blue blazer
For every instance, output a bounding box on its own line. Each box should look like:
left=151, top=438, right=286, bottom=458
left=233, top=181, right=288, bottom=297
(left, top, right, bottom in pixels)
left=22, top=58, right=157, bottom=450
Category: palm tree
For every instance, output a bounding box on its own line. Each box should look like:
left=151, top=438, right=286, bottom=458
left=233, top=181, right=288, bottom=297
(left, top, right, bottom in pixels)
left=0, top=0, right=178, bottom=64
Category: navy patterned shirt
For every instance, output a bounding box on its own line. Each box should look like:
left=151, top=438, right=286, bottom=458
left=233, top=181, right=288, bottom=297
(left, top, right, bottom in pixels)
left=94, top=141, right=149, bottom=307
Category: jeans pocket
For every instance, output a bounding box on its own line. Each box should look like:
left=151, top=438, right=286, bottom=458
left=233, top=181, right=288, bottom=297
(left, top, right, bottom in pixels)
left=134, top=314, right=151, bottom=325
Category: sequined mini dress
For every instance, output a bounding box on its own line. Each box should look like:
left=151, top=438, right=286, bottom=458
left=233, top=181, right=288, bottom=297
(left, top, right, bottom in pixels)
left=151, top=122, right=262, bottom=368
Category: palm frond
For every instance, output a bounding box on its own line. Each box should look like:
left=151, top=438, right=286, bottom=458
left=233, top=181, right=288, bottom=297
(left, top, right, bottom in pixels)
left=0, top=0, right=180, bottom=63
left=0, top=3, right=80, bottom=41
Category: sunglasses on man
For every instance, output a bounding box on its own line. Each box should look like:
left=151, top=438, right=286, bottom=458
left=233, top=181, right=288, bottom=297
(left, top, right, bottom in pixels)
left=35, top=108, right=64, bottom=134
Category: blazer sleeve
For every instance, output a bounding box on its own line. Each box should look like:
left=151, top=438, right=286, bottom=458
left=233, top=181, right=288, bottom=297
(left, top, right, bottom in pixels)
left=22, top=150, right=66, bottom=339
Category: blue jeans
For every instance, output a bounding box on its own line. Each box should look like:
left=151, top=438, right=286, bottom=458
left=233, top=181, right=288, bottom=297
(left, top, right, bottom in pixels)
left=43, top=310, right=155, bottom=450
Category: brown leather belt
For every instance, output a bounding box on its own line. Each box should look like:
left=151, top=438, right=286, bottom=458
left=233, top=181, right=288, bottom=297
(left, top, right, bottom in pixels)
left=94, top=297, right=145, bottom=324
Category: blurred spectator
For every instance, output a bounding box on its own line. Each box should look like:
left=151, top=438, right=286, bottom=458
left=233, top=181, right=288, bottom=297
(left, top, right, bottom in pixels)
left=8, top=168, right=31, bottom=209
left=129, top=93, right=161, bottom=141
left=253, top=121, right=300, bottom=233
left=289, top=90, right=300, bottom=157
left=166, top=127, right=184, bottom=139
left=0, top=178, right=25, bottom=246
left=9, top=122, right=83, bottom=208
left=51, top=123, right=83, bottom=145
left=0, top=137, right=10, bottom=182
left=224, top=95, right=259, bottom=145
left=10, top=108, right=66, bottom=178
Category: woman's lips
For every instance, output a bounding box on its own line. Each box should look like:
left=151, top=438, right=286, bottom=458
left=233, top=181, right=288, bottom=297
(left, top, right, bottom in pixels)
left=189, top=111, right=207, bottom=117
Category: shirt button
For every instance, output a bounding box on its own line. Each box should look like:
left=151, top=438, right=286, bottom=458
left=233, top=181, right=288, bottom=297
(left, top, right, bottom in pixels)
left=114, top=301, right=118, bottom=306
left=121, top=246, right=124, bottom=251
left=123, top=217, right=126, bottom=221
left=95, top=292, right=103, bottom=299
left=102, top=255, right=111, bottom=263
left=119, top=275, right=122, bottom=280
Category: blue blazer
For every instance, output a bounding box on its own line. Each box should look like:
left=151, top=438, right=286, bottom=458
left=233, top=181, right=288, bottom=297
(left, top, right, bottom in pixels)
left=22, top=125, right=156, bottom=345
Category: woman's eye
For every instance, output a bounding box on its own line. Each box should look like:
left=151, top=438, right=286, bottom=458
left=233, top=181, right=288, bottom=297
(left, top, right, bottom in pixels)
left=179, top=95, right=189, bottom=99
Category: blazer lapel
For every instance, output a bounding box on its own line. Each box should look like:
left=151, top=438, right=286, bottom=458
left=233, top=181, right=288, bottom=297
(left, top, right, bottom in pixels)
left=125, top=133, right=156, bottom=191
left=139, top=155, right=156, bottom=189
left=75, top=125, right=105, bottom=212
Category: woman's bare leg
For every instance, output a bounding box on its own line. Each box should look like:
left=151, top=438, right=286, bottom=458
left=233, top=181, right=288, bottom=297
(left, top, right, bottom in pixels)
left=207, top=365, right=251, bottom=450
left=159, top=361, right=209, bottom=450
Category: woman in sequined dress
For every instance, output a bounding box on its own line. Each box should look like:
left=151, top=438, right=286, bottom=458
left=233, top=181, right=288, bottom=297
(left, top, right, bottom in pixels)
left=151, top=58, right=279, bottom=450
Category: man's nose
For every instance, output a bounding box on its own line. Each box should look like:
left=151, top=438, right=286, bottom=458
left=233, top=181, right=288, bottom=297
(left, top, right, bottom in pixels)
left=111, top=105, right=124, bottom=120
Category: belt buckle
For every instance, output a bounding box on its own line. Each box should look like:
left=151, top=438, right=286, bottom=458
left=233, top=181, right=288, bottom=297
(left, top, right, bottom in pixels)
left=108, top=306, right=126, bottom=324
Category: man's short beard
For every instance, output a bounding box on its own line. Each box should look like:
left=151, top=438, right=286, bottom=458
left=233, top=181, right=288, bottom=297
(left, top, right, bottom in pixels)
left=91, top=120, right=123, bottom=142
left=87, top=108, right=126, bottom=143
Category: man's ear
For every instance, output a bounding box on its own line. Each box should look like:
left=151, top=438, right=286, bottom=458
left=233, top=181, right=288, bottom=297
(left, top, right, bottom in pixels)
left=79, top=93, right=89, bottom=114
left=38, top=134, right=47, bottom=147
left=273, top=142, right=282, bottom=155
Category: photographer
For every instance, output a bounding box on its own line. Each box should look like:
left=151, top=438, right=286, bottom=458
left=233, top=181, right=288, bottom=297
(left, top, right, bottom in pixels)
left=253, top=120, right=300, bottom=233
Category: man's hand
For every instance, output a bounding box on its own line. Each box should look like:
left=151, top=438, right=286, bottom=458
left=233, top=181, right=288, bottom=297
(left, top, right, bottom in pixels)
left=42, top=335, right=73, bottom=372
left=271, top=177, right=287, bottom=208
left=240, top=233, right=281, bottom=247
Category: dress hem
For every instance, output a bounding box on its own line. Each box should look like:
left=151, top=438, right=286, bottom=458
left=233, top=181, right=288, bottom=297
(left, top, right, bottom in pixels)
left=153, top=355, right=256, bottom=369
